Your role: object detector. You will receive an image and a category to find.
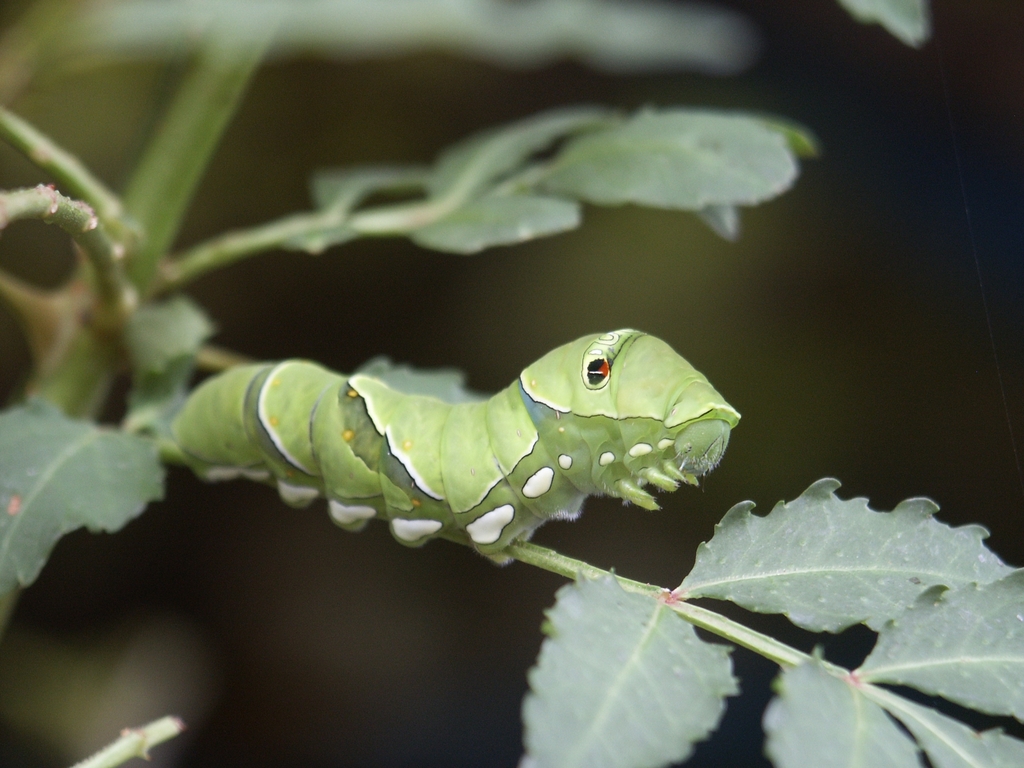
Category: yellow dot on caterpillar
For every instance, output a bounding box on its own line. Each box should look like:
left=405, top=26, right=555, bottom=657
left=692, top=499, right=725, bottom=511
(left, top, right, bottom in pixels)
left=599, top=452, right=615, bottom=466
left=558, top=427, right=565, bottom=433
left=269, top=416, right=279, bottom=426
left=658, top=438, right=674, bottom=450
left=531, top=379, right=537, bottom=387
left=342, top=429, right=355, bottom=442
left=347, top=389, right=358, bottom=398
left=403, top=439, right=413, bottom=451
left=412, top=498, right=422, bottom=507
left=629, top=443, right=652, bottom=457
left=271, top=378, right=281, bottom=387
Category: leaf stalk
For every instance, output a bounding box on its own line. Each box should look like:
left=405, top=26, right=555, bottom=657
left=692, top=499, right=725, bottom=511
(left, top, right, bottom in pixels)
left=506, top=541, right=843, bottom=673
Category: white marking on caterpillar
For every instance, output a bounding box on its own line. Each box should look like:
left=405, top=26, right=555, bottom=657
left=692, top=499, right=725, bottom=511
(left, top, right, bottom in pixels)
left=205, top=467, right=242, bottom=481
left=391, top=518, right=443, bottom=541
left=599, top=451, right=615, bottom=466
left=277, top=481, right=320, bottom=505
left=523, top=467, right=554, bottom=498
left=346, top=375, right=387, bottom=433
left=385, top=425, right=444, bottom=500
left=328, top=500, right=377, bottom=524
left=658, top=438, right=674, bottom=450
left=520, top=374, right=571, bottom=413
left=258, top=363, right=316, bottom=474
left=240, top=467, right=271, bottom=481
left=628, top=443, right=653, bottom=457
left=466, top=504, right=515, bottom=544
left=463, top=473, right=504, bottom=513
left=558, top=454, right=573, bottom=470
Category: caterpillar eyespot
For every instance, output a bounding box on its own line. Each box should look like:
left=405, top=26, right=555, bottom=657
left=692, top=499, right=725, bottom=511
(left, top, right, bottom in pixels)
left=585, top=357, right=610, bottom=387
left=172, top=330, right=740, bottom=555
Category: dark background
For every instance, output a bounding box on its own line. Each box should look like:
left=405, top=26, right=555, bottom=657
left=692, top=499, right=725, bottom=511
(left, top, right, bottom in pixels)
left=0, top=1, right=1021, bottom=766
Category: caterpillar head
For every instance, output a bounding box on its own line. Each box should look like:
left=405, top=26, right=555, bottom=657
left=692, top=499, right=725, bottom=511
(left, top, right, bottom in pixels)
left=521, top=330, right=739, bottom=499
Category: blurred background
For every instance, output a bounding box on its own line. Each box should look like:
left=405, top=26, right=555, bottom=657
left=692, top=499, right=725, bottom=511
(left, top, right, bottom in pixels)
left=0, top=0, right=1021, bottom=766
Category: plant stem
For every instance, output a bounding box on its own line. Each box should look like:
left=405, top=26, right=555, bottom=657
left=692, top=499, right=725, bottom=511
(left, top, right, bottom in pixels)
left=70, top=716, right=185, bottom=768
left=31, top=326, right=118, bottom=418
left=0, top=186, right=135, bottom=325
left=155, top=195, right=467, bottom=292
left=0, top=107, right=127, bottom=232
left=506, top=542, right=823, bottom=671
left=125, top=37, right=268, bottom=293
left=196, top=343, right=255, bottom=371
left=0, top=589, right=19, bottom=642
left=154, top=208, right=346, bottom=292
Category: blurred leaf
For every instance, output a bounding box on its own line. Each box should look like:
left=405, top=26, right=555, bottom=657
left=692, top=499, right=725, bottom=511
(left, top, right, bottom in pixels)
left=78, top=0, right=757, bottom=75
left=522, top=575, right=736, bottom=768
left=124, top=296, right=214, bottom=435
left=355, top=358, right=486, bottom=403
left=310, top=165, right=430, bottom=211
left=542, top=109, right=799, bottom=210
left=760, top=117, right=821, bottom=158
left=859, top=571, right=1024, bottom=720
left=126, top=296, right=215, bottom=375
left=0, top=401, right=164, bottom=596
left=123, top=356, right=197, bottom=438
left=883, top=696, right=1024, bottom=768
left=696, top=204, right=740, bottom=241
left=411, top=194, right=580, bottom=254
left=427, top=106, right=614, bottom=201
left=678, top=478, right=1011, bottom=633
left=836, top=0, right=931, bottom=48
left=763, top=660, right=921, bottom=768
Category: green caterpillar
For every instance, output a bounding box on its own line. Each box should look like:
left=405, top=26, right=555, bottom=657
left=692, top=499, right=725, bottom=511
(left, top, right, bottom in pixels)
left=172, top=330, right=739, bottom=556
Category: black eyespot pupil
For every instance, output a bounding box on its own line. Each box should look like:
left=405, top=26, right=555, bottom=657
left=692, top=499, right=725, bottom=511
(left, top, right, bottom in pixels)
left=587, top=358, right=609, bottom=385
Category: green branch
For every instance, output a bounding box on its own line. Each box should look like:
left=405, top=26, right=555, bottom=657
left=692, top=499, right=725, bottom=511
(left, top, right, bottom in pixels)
left=154, top=195, right=466, bottom=293
left=506, top=542, right=824, bottom=671
left=155, top=208, right=344, bottom=291
left=0, top=107, right=129, bottom=237
left=125, top=38, right=269, bottom=293
left=196, top=343, right=255, bottom=371
left=70, top=716, right=185, bottom=768
left=0, top=186, right=135, bottom=323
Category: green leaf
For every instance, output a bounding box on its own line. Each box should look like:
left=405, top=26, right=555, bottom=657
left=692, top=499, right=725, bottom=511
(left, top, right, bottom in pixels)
left=760, top=117, right=821, bottom=158
left=80, top=0, right=757, bottom=75
left=124, top=296, right=215, bottom=435
left=858, top=571, right=1024, bottom=720
left=522, top=575, right=736, bottom=768
left=310, top=165, right=430, bottom=211
left=541, top=109, right=800, bottom=210
left=125, top=295, right=215, bottom=375
left=763, top=659, right=921, bottom=768
left=410, top=194, right=580, bottom=254
left=427, top=106, right=615, bottom=202
left=123, top=356, right=197, bottom=438
left=696, top=205, right=740, bottom=241
left=836, top=0, right=931, bottom=48
left=0, top=401, right=164, bottom=596
left=355, top=358, right=486, bottom=404
left=677, top=478, right=1011, bottom=633
left=881, top=695, right=1024, bottom=768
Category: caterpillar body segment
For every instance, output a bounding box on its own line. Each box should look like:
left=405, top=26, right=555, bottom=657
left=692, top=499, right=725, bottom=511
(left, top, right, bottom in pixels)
left=171, top=330, right=740, bottom=555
